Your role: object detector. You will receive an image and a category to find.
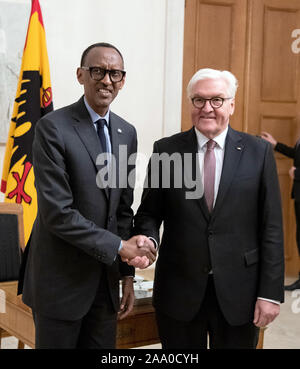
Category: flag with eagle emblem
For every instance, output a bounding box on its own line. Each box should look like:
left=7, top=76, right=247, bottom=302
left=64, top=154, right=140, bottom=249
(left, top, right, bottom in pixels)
left=1, top=0, right=53, bottom=246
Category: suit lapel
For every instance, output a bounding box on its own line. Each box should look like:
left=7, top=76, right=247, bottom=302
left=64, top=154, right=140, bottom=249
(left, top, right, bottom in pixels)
left=72, top=97, right=109, bottom=199
left=212, top=126, right=244, bottom=217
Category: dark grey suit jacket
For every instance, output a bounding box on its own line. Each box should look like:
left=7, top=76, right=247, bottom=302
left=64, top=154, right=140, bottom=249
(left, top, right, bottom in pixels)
left=19, top=96, right=137, bottom=320
left=134, top=126, right=284, bottom=326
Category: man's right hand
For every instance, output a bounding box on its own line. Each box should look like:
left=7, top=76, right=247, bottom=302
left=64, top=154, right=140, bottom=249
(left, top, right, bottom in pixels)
left=119, top=235, right=157, bottom=267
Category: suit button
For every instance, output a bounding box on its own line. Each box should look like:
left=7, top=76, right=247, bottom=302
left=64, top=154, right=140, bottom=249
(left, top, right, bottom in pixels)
left=203, top=266, right=210, bottom=273
left=208, top=230, right=213, bottom=236
left=95, top=252, right=102, bottom=261
left=108, top=216, right=113, bottom=222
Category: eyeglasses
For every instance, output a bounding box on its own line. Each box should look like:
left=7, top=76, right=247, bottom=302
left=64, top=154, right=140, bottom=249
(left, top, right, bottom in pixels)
left=191, top=97, right=233, bottom=109
left=81, top=66, right=126, bottom=83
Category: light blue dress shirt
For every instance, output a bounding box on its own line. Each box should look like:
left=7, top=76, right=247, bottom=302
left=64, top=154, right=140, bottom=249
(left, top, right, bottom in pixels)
left=83, top=96, right=111, bottom=154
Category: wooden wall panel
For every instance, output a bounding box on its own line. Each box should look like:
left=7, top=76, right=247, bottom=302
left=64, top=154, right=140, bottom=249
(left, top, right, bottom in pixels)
left=181, top=0, right=247, bottom=132
left=260, top=117, right=296, bottom=147
left=182, top=0, right=300, bottom=276
left=262, top=7, right=299, bottom=102
left=195, top=3, right=232, bottom=70
left=247, top=0, right=300, bottom=275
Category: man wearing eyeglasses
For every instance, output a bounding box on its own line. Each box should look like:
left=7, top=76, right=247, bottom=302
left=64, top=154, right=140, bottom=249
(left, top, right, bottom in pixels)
left=134, top=68, right=284, bottom=348
left=19, top=43, right=156, bottom=349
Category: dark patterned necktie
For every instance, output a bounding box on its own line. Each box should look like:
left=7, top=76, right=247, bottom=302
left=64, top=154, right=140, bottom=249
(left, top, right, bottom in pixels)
left=95, top=119, right=107, bottom=152
left=204, top=140, right=216, bottom=212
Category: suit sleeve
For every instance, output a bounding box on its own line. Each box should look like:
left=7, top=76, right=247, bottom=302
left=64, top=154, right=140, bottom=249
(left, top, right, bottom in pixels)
left=294, top=168, right=300, bottom=181
left=275, top=142, right=300, bottom=183
left=274, top=142, right=295, bottom=158
left=258, top=142, right=285, bottom=302
left=33, top=117, right=121, bottom=265
left=293, top=145, right=300, bottom=181
left=133, top=141, right=164, bottom=244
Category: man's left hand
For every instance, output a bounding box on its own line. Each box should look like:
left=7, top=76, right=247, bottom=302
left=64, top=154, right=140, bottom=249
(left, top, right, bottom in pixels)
left=118, top=276, right=135, bottom=320
left=253, top=299, right=280, bottom=327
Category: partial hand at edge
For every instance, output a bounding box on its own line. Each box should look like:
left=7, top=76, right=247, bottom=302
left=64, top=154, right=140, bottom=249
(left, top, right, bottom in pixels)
left=289, top=166, right=296, bottom=180
left=260, top=132, right=277, bottom=147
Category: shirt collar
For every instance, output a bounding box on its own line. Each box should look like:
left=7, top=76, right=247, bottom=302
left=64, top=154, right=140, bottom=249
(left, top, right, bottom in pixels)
left=83, top=96, right=110, bottom=126
left=194, top=125, right=228, bottom=151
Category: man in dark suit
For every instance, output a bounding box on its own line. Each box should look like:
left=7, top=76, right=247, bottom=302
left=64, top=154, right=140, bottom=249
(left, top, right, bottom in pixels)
left=18, top=43, right=156, bottom=349
left=261, top=131, right=300, bottom=291
left=134, top=68, right=284, bottom=349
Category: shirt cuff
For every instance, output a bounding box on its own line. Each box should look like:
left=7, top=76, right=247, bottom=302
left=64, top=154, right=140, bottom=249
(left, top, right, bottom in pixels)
left=148, top=237, right=158, bottom=249
left=257, top=297, right=280, bottom=305
left=118, top=240, right=123, bottom=252
left=113, top=241, right=123, bottom=261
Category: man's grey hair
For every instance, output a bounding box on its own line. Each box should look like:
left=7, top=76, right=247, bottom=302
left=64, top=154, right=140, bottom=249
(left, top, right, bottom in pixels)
left=187, top=68, right=238, bottom=98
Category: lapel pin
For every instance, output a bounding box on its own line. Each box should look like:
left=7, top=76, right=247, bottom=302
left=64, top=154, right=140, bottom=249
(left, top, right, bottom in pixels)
left=117, top=128, right=122, bottom=134
left=236, top=146, right=242, bottom=151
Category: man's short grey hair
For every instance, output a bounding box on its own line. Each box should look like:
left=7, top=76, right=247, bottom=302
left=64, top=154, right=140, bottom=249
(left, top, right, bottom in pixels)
left=187, top=68, right=238, bottom=98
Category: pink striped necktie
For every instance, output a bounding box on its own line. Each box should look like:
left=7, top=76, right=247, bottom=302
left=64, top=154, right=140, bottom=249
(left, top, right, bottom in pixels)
left=204, top=140, right=216, bottom=212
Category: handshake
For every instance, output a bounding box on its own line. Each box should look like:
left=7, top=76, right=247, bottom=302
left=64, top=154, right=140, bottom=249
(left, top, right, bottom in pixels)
left=119, top=235, right=157, bottom=269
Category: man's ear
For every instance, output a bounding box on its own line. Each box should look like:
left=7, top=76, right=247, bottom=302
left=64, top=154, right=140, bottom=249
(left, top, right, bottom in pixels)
left=230, top=98, right=235, bottom=115
left=77, top=67, right=84, bottom=85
